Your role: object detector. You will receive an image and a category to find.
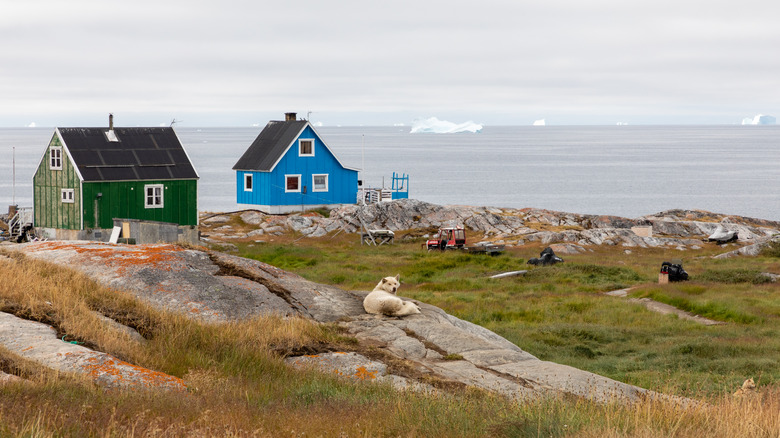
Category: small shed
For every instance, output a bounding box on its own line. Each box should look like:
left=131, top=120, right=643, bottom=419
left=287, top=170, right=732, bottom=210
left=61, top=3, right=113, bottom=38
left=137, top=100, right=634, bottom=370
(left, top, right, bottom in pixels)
left=33, top=115, right=199, bottom=241
left=232, top=112, right=359, bottom=214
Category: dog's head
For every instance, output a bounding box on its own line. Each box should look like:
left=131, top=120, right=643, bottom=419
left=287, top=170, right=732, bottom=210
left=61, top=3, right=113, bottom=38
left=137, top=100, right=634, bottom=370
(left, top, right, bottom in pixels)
left=378, top=274, right=401, bottom=294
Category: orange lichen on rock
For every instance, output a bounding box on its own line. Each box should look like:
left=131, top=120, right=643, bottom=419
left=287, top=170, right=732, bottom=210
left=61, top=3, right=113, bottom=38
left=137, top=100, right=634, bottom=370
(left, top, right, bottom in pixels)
left=81, top=355, right=186, bottom=391
left=29, top=242, right=186, bottom=276
left=353, top=366, right=378, bottom=380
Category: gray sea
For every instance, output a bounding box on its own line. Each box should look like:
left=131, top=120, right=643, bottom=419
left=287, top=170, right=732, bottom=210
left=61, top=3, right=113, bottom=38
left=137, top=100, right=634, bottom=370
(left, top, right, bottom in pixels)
left=1, top=125, right=778, bottom=220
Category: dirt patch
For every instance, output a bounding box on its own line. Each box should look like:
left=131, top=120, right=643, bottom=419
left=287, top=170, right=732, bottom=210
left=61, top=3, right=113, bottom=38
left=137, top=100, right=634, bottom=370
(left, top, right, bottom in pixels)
left=87, top=305, right=158, bottom=340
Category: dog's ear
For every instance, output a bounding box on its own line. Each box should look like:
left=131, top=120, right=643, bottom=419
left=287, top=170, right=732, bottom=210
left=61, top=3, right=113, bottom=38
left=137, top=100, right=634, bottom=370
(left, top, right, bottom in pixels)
left=395, top=274, right=400, bottom=281
left=381, top=278, right=388, bottom=284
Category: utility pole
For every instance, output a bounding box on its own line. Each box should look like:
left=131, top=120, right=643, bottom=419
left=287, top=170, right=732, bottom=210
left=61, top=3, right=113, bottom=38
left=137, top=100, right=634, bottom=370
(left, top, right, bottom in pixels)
left=12, top=146, right=15, bottom=206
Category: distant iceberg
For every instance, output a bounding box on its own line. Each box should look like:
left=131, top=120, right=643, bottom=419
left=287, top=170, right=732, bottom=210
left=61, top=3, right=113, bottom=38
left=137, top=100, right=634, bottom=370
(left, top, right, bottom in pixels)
left=741, top=114, right=776, bottom=125
left=410, top=117, right=482, bottom=133
left=533, top=119, right=545, bottom=126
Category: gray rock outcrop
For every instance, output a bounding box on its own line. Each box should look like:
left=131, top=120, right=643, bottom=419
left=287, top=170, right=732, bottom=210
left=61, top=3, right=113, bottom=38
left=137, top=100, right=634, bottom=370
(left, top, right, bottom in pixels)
left=0, top=311, right=185, bottom=390
left=201, top=200, right=780, bottom=253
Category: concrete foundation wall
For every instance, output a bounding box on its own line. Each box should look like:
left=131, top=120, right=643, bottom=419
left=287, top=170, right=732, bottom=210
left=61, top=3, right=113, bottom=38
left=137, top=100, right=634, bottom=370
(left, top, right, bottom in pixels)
left=114, top=219, right=199, bottom=244
left=37, top=220, right=199, bottom=245
left=238, top=203, right=345, bottom=215
left=38, top=227, right=113, bottom=242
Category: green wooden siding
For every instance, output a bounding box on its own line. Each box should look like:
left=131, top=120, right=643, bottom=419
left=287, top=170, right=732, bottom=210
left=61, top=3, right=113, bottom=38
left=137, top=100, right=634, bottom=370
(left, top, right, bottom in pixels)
left=33, top=134, right=82, bottom=229
left=82, top=179, right=198, bottom=229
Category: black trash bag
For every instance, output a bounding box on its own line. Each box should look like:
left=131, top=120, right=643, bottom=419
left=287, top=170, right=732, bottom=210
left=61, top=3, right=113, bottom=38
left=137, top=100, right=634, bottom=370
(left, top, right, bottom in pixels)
left=661, top=261, right=689, bottom=282
left=527, top=247, right=564, bottom=266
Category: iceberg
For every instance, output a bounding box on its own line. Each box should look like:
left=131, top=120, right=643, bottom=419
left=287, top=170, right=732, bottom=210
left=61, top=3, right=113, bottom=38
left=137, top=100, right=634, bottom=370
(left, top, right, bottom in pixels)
left=533, top=119, right=545, bottom=126
left=741, top=114, right=776, bottom=125
left=410, top=117, right=482, bottom=134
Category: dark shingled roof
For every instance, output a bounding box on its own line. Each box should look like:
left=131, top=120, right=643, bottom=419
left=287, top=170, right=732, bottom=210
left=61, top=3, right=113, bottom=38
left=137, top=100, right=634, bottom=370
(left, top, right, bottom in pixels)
left=232, top=120, right=308, bottom=171
left=58, top=127, right=198, bottom=182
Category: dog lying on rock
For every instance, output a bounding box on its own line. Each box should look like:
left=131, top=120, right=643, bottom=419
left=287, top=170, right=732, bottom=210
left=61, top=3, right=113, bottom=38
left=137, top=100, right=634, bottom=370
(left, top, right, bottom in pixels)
left=363, top=275, right=421, bottom=317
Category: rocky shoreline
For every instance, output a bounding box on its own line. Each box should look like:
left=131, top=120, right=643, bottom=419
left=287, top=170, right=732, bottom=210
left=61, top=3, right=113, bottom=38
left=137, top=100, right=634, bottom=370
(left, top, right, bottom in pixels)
left=201, top=199, right=780, bottom=254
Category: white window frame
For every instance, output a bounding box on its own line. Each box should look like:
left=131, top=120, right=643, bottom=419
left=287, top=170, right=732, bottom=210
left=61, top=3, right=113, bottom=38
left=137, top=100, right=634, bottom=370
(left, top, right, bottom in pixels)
left=144, top=184, right=164, bottom=209
left=285, top=174, right=301, bottom=193
left=244, top=173, right=253, bottom=192
left=298, top=138, right=314, bottom=157
left=61, top=188, right=74, bottom=203
left=312, top=174, right=328, bottom=192
left=50, top=147, right=62, bottom=170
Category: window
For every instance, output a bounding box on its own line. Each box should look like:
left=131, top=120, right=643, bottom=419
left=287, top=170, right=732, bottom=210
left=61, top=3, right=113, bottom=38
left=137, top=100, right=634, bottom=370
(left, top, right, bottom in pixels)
left=285, top=175, right=301, bottom=192
left=50, top=147, right=62, bottom=170
left=244, top=173, right=253, bottom=191
left=312, top=174, right=328, bottom=192
left=144, top=184, right=164, bottom=208
left=299, top=139, right=314, bottom=156
left=61, top=189, right=74, bottom=203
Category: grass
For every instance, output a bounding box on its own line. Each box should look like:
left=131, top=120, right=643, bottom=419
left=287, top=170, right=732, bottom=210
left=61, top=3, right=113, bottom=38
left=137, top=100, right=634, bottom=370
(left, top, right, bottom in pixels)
left=233, top=233, right=780, bottom=398
left=0, top=231, right=779, bottom=436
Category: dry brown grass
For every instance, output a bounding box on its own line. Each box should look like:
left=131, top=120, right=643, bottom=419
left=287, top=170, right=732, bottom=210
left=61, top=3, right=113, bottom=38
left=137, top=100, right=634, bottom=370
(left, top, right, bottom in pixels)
left=0, top=249, right=340, bottom=375
left=571, top=388, right=780, bottom=437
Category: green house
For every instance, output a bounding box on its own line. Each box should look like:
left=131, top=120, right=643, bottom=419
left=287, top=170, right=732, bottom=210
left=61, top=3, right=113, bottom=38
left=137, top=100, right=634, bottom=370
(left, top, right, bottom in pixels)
left=33, top=118, right=199, bottom=239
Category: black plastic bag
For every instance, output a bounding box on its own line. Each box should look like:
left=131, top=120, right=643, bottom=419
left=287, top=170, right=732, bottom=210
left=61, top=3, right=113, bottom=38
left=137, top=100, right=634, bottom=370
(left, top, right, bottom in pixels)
left=661, top=261, right=689, bottom=282
left=527, top=247, right=564, bottom=266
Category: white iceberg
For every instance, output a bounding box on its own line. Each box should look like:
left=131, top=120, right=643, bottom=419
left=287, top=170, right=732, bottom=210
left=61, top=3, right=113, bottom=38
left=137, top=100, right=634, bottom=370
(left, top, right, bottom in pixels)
left=410, top=117, right=482, bottom=133
left=741, top=114, right=776, bottom=125
left=533, top=119, right=545, bottom=126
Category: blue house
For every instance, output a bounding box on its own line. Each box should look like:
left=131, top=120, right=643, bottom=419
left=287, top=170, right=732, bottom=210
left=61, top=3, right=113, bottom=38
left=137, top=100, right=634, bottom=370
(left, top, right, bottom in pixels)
left=232, top=113, right=359, bottom=213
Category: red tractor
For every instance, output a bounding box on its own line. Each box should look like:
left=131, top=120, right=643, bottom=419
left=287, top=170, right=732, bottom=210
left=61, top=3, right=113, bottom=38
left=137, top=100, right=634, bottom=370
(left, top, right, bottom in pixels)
left=426, top=226, right=504, bottom=254
left=426, top=227, right=466, bottom=250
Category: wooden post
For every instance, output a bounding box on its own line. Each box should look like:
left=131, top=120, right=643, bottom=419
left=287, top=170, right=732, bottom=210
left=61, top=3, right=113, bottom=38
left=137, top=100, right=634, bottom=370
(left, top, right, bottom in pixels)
left=658, top=272, right=669, bottom=284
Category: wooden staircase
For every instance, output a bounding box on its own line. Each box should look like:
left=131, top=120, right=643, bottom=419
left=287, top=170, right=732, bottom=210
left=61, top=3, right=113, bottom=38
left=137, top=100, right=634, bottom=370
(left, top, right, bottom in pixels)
left=7, top=208, right=33, bottom=242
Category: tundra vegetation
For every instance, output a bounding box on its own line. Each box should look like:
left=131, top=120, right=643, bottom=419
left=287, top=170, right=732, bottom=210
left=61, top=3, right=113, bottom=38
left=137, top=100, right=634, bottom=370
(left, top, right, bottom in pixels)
left=0, top=233, right=779, bottom=437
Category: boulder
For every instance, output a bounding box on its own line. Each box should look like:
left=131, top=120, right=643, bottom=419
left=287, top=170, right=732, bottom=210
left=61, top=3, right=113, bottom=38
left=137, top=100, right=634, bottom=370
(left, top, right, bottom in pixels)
left=240, top=211, right=266, bottom=225
left=0, top=311, right=184, bottom=390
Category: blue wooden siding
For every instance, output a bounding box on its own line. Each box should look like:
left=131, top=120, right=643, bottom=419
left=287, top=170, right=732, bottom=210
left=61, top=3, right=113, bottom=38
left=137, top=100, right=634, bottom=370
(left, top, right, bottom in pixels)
left=236, top=126, right=357, bottom=206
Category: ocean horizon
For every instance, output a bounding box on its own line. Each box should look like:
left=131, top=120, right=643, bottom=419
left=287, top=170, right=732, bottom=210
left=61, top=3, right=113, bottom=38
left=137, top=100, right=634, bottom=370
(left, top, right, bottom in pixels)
left=2, top=125, right=778, bottom=221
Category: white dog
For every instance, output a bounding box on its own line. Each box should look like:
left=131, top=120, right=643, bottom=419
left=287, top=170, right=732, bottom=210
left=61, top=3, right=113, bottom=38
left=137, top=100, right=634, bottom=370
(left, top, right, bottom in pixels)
left=363, top=275, right=421, bottom=317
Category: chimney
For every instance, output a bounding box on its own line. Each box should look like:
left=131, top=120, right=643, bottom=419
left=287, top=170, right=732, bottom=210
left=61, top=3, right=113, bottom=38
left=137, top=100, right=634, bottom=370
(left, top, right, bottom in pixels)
left=105, top=113, right=119, bottom=142
left=285, top=112, right=297, bottom=122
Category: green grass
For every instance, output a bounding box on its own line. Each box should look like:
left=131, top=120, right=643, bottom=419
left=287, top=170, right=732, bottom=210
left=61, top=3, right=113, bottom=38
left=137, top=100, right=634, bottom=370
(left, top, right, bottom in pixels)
left=236, top=236, right=780, bottom=398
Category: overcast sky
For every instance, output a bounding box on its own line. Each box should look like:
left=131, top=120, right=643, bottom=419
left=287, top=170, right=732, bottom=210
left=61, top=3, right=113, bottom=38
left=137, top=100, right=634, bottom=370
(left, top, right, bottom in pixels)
left=2, top=0, right=778, bottom=127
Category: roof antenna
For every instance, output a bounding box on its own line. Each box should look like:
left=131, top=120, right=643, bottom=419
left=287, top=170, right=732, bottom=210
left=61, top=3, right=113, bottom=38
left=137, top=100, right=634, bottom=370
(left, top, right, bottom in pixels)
left=306, top=110, right=312, bottom=121
left=170, top=118, right=180, bottom=127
